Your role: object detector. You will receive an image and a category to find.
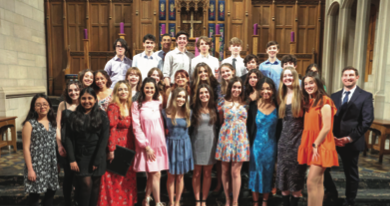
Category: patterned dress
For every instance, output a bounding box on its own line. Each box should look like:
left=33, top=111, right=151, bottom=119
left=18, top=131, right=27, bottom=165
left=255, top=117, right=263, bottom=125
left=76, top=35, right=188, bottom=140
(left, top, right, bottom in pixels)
left=98, top=93, right=113, bottom=111
left=98, top=104, right=137, bottom=206
left=24, top=119, right=59, bottom=193
left=215, top=99, right=250, bottom=162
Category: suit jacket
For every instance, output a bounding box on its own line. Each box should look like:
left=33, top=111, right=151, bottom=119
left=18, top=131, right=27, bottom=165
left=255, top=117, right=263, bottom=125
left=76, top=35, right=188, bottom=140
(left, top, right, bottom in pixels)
left=331, top=86, right=374, bottom=151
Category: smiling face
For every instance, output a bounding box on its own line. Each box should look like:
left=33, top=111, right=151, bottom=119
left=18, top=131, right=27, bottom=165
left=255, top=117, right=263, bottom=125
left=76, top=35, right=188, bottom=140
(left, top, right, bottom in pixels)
left=199, top=39, right=210, bottom=54
left=80, top=92, right=97, bottom=113
left=282, top=69, right=294, bottom=87
left=143, top=39, right=155, bottom=52
left=248, top=73, right=258, bottom=87
left=221, top=66, right=233, bottom=81
left=161, top=36, right=172, bottom=50
left=304, top=77, right=318, bottom=96
left=83, top=71, right=94, bottom=87
left=246, top=58, right=258, bottom=70
left=229, top=44, right=242, bottom=55
left=116, top=41, right=125, bottom=56
left=68, top=84, right=80, bottom=101
left=176, top=91, right=186, bottom=107
left=176, top=34, right=188, bottom=49
left=117, top=83, right=129, bottom=101
left=342, top=69, right=359, bottom=89
left=175, top=73, right=188, bottom=87
left=144, top=82, right=155, bottom=98
left=199, top=87, right=210, bottom=103
left=231, top=82, right=242, bottom=98
left=127, top=72, right=140, bottom=87
left=198, top=67, right=208, bottom=81
left=260, top=82, right=274, bottom=100
left=266, top=45, right=279, bottom=58
left=95, top=72, right=107, bottom=89
left=150, top=70, right=160, bottom=83
left=34, top=97, right=50, bottom=116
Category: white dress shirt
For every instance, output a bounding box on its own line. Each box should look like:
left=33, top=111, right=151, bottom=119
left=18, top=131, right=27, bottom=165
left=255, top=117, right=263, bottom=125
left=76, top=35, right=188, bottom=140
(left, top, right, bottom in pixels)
left=341, top=85, right=357, bottom=103
left=221, top=56, right=246, bottom=77
left=163, top=48, right=195, bottom=83
left=190, top=54, right=220, bottom=77
left=132, top=51, right=163, bottom=81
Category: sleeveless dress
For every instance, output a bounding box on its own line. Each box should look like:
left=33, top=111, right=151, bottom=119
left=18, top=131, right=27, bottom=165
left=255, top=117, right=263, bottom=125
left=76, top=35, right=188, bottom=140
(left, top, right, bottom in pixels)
left=215, top=99, right=250, bottom=162
left=98, top=104, right=137, bottom=206
left=98, top=93, right=113, bottom=111
left=162, top=109, right=194, bottom=174
left=276, top=104, right=306, bottom=191
left=248, top=109, right=278, bottom=193
left=191, top=113, right=217, bottom=165
left=298, top=96, right=339, bottom=167
left=24, top=119, right=59, bottom=193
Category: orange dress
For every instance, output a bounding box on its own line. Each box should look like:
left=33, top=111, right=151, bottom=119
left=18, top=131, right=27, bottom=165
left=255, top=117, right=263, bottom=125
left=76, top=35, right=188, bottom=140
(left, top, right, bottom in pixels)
left=297, top=96, right=339, bottom=168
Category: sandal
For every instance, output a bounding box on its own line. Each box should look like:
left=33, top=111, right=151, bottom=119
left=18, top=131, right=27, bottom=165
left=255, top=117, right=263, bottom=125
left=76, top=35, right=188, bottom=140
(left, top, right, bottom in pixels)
left=156, top=202, right=166, bottom=206
left=143, top=196, right=153, bottom=206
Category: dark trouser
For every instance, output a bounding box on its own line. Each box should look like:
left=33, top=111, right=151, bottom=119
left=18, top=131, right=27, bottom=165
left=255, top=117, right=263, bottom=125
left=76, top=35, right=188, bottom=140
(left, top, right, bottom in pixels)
left=324, top=149, right=360, bottom=205
left=62, top=159, right=76, bottom=206
left=29, top=189, right=56, bottom=206
left=76, top=176, right=101, bottom=206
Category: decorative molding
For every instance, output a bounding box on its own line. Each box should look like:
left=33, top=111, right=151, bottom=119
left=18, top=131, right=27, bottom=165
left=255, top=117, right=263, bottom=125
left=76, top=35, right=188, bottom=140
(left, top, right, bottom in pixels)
left=176, top=0, right=208, bottom=11
left=70, top=51, right=116, bottom=56
left=48, top=0, right=133, bottom=2
left=252, top=0, right=324, bottom=5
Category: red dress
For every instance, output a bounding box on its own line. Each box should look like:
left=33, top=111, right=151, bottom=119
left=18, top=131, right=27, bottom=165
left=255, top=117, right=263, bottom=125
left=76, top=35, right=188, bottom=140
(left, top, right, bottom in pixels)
left=98, top=103, right=137, bottom=206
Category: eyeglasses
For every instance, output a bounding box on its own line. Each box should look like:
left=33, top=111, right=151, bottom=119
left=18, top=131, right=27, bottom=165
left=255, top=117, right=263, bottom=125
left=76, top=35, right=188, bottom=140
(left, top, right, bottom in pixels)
left=35, top=104, right=49, bottom=108
left=116, top=45, right=125, bottom=48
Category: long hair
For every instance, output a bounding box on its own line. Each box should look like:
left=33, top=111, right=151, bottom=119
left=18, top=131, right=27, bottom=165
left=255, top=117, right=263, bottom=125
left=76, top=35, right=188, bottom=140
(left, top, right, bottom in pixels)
left=258, top=77, right=278, bottom=106
left=92, top=70, right=112, bottom=90
left=191, top=84, right=217, bottom=127
left=63, top=81, right=83, bottom=104
left=190, top=62, right=219, bottom=105
left=137, top=77, right=160, bottom=110
left=278, top=68, right=303, bottom=118
left=166, top=87, right=191, bottom=127
left=169, top=69, right=191, bottom=96
left=69, top=87, right=102, bottom=132
left=22, top=94, right=57, bottom=127
left=125, top=67, right=142, bottom=92
left=302, top=72, right=329, bottom=111
left=244, top=69, right=264, bottom=100
left=78, top=69, right=94, bottom=88
left=306, top=63, right=320, bottom=77
left=111, top=80, right=132, bottom=117
left=148, top=67, right=165, bottom=93
left=224, top=77, right=245, bottom=104
left=218, top=63, right=236, bottom=95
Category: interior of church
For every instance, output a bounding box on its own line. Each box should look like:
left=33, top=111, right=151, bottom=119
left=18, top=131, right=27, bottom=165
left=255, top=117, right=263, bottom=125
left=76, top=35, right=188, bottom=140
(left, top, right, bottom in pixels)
left=1, top=0, right=390, bottom=205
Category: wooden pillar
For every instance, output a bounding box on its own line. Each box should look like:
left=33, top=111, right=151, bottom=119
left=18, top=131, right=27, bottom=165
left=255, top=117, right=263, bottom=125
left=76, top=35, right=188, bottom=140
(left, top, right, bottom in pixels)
left=108, top=0, right=113, bottom=47
left=252, top=35, right=259, bottom=55
left=84, top=40, right=90, bottom=69
left=203, top=3, right=209, bottom=37
left=293, top=0, right=298, bottom=53
left=270, top=0, right=275, bottom=41
left=46, top=0, right=54, bottom=95
left=215, top=34, right=221, bottom=59
left=290, top=42, right=296, bottom=54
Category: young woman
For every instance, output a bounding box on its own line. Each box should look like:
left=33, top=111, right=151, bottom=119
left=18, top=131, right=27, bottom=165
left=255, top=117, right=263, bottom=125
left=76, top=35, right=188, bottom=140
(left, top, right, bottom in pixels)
left=162, top=87, right=193, bottom=206
left=215, top=77, right=250, bottom=206
left=65, top=87, right=110, bottom=206
left=126, top=67, right=143, bottom=102
left=216, top=63, right=236, bottom=103
left=131, top=78, right=169, bottom=206
left=56, top=81, right=82, bottom=206
left=305, top=63, right=327, bottom=92
left=298, top=73, right=339, bottom=206
left=247, top=77, right=279, bottom=206
left=190, top=62, right=219, bottom=105
left=22, top=94, right=59, bottom=206
left=148, top=67, right=165, bottom=103
left=191, top=84, right=218, bottom=206
left=276, top=68, right=306, bottom=206
left=166, top=69, right=191, bottom=108
left=244, top=69, right=264, bottom=102
left=93, top=70, right=113, bottom=111
left=79, top=69, right=94, bottom=88
left=98, top=80, right=137, bottom=206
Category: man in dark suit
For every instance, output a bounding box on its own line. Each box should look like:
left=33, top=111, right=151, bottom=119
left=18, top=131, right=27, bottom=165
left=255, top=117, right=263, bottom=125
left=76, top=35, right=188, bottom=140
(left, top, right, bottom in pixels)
left=324, top=66, right=374, bottom=206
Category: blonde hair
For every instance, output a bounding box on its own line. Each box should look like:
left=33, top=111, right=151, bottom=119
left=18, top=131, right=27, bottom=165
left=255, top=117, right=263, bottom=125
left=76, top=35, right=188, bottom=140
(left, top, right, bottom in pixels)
left=278, top=67, right=303, bottom=118
left=166, top=87, right=191, bottom=127
left=218, top=63, right=236, bottom=95
left=111, top=80, right=132, bottom=117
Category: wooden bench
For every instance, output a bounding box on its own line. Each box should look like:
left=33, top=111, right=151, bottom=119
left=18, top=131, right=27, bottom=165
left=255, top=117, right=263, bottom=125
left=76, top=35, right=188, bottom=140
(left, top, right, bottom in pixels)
left=365, top=119, right=390, bottom=163
left=0, top=116, right=18, bottom=158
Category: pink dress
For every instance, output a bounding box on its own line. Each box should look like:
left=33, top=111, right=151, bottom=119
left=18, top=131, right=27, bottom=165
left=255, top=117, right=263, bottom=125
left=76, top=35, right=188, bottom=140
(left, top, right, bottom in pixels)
left=131, top=100, right=169, bottom=172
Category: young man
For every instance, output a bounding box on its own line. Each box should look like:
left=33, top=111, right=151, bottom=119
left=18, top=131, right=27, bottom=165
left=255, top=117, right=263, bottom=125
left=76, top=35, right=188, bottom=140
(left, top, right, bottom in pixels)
left=324, top=67, right=374, bottom=206
left=104, top=38, right=132, bottom=89
left=221, top=37, right=246, bottom=77
left=240, top=54, right=261, bottom=82
left=259, top=41, right=283, bottom=90
left=281, top=54, right=297, bottom=69
left=163, top=31, right=195, bottom=86
left=190, top=36, right=219, bottom=77
left=133, top=34, right=163, bottom=80
left=156, top=34, right=172, bottom=62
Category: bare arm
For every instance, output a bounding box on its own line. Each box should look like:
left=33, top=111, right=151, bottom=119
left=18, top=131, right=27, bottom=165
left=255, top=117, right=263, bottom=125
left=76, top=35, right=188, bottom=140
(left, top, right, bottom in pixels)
left=315, top=104, right=332, bottom=146
left=22, top=122, right=36, bottom=181
left=55, top=102, right=67, bottom=157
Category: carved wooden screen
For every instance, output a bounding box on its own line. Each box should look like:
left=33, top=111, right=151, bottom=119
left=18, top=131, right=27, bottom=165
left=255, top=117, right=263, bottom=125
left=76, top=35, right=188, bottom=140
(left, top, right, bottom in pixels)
left=225, top=0, right=251, bottom=53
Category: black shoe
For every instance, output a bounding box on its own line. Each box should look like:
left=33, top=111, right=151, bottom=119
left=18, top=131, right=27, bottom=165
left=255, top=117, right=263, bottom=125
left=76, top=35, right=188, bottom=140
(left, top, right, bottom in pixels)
left=282, top=195, right=290, bottom=206
left=323, top=191, right=338, bottom=202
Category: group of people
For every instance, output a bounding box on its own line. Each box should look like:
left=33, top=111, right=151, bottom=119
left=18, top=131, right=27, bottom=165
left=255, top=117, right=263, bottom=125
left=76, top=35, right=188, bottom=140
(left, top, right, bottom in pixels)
left=22, top=31, right=374, bottom=206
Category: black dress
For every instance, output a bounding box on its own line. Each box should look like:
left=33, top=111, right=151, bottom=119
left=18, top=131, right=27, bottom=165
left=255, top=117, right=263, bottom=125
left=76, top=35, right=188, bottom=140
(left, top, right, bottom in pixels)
left=276, top=104, right=306, bottom=191
left=65, top=110, right=110, bottom=176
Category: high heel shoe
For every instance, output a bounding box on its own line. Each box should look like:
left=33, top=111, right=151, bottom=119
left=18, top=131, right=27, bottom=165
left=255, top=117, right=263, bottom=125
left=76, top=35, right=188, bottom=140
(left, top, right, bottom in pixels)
left=143, top=196, right=153, bottom=206
left=156, top=202, right=166, bottom=206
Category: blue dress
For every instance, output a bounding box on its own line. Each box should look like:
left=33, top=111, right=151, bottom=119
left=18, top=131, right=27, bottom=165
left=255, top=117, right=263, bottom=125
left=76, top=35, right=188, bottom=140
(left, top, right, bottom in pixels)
left=249, top=109, right=278, bottom=193
left=162, top=109, right=194, bottom=175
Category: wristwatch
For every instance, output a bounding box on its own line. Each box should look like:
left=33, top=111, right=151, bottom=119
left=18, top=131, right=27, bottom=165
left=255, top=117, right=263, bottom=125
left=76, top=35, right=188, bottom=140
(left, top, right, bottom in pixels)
left=312, top=143, right=317, bottom=148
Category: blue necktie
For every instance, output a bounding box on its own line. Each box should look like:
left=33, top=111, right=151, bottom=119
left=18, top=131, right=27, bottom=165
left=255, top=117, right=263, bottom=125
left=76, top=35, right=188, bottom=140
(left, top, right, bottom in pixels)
left=342, top=91, right=351, bottom=105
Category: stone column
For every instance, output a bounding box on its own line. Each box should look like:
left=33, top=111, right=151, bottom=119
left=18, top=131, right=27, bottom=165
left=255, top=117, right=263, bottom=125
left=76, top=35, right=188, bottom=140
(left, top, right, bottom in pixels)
left=352, top=0, right=371, bottom=88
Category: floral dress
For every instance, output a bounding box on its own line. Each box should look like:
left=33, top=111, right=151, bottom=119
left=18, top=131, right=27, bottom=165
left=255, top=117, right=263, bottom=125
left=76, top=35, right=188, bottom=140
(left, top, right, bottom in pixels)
left=98, top=93, right=113, bottom=111
left=98, top=104, right=137, bottom=206
left=215, top=99, right=250, bottom=162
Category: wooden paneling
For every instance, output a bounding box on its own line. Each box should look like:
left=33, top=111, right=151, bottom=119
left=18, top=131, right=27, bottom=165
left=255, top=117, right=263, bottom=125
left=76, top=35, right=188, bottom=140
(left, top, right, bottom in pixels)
left=253, top=5, right=271, bottom=52
left=297, top=5, right=318, bottom=53
left=275, top=5, right=293, bottom=53
left=67, top=3, right=85, bottom=51
left=50, top=3, right=64, bottom=95
left=226, top=0, right=250, bottom=51
left=90, top=3, right=109, bottom=51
